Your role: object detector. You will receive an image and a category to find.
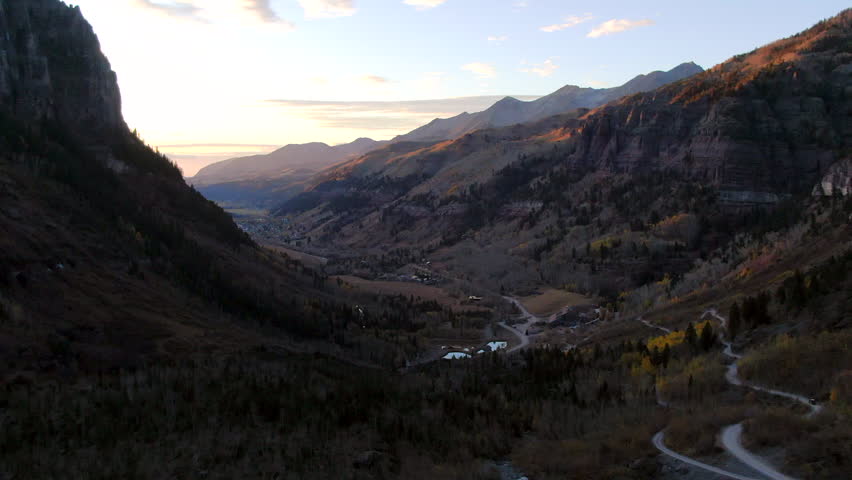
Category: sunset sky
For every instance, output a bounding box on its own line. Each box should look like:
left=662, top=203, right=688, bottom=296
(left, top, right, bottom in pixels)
left=72, top=0, right=849, bottom=176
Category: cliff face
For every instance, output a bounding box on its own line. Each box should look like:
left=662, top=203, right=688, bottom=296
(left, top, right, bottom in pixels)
left=272, top=10, right=851, bottom=293
left=572, top=60, right=849, bottom=196
left=0, top=0, right=341, bottom=373
left=814, top=157, right=852, bottom=196
left=0, top=0, right=124, bottom=138
left=292, top=9, right=851, bottom=214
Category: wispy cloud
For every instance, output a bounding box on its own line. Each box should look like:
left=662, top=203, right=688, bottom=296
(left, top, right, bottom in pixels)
left=513, top=1, right=528, bottom=7
left=540, top=14, right=592, bottom=33
left=403, top=0, right=448, bottom=10
left=487, top=35, right=508, bottom=44
left=263, top=96, right=540, bottom=131
left=587, top=18, right=654, bottom=38
left=134, top=0, right=206, bottom=22
left=520, top=58, right=558, bottom=77
left=461, top=62, right=496, bottom=79
left=242, top=0, right=295, bottom=27
left=297, top=0, right=357, bottom=18
left=361, top=75, right=390, bottom=85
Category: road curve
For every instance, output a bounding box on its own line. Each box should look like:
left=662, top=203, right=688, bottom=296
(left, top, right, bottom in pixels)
left=498, top=296, right=542, bottom=353
left=639, top=316, right=672, bottom=333
left=720, top=425, right=796, bottom=480
left=497, top=322, right=529, bottom=353
left=704, top=309, right=819, bottom=480
left=652, top=431, right=761, bottom=480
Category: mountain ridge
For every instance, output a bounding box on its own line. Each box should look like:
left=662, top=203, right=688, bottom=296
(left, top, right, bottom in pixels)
left=193, top=62, right=704, bottom=210
left=275, top=9, right=851, bottom=295
left=393, top=62, right=704, bottom=143
left=190, top=137, right=388, bottom=186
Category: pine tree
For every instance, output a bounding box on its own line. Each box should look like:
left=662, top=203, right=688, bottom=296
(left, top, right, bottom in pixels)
left=700, top=322, right=715, bottom=351
left=728, top=302, right=740, bottom=339
left=685, top=322, right=697, bottom=348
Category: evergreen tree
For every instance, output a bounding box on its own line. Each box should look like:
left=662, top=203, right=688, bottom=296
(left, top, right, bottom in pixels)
left=699, top=322, right=715, bottom=351
left=685, top=322, right=697, bottom=348
left=728, top=302, right=740, bottom=339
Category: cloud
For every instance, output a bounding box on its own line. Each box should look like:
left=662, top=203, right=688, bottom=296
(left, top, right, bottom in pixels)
left=242, top=0, right=295, bottom=26
left=540, top=14, right=592, bottom=33
left=513, top=1, right=528, bottom=7
left=297, top=0, right=356, bottom=18
left=263, top=96, right=540, bottom=132
left=361, top=75, right=390, bottom=85
left=521, top=58, right=558, bottom=77
left=587, top=18, right=654, bottom=38
left=461, top=62, right=496, bottom=79
left=134, top=0, right=206, bottom=22
left=403, top=0, right=447, bottom=10
left=487, top=35, right=508, bottom=44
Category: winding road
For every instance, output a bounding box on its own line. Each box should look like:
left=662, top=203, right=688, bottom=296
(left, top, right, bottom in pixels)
left=652, top=431, right=760, bottom=480
left=497, top=296, right=540, bottom=353
left=640, top=316, right=672, bottom=334
left=648, top=310, right=821, bottom=480
left=704, top=309, right=820, bottom=480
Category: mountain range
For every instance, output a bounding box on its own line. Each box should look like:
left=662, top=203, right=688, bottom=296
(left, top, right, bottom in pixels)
left=2, top=1, right=851, bottom=478
left=276, top=9, right=851, bottom=294
left=394, top=61, right=704, bottom=143
left=0, top=0, right=391, bottom=373
left=190, top=62, right=704, bottom=209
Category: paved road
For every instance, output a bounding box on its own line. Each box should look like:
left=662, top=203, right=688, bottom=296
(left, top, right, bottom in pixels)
left=648, top=311, right=812, bottom=480
left=652, top=431, right=761, bottom=480
left=639, top=316, right=672, bottom=333
left=720, top=425, right=796, bottom=480
left=497, top=321, right=529, bottom=353
left=498, top=296, right=543, bottom=353
left=704, top=309, right=819, bottom=480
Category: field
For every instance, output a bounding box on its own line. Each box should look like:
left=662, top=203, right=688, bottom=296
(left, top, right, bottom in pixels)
left=264, top=243, right=328, bottom=267
left=517, top=287, right=594, bottom=317
left=332, top=275, right=488, bottom=312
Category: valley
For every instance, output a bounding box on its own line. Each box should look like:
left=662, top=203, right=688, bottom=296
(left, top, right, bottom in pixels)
left=0, top=1, right=850, bottom=479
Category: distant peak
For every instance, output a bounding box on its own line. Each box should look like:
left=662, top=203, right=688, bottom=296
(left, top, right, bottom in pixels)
left=495, top=96, right=522, bottom=105
left=671, top=61, right=704, bottom=74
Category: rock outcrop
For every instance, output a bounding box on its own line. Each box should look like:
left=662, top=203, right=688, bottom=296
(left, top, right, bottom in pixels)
left=813, top=158, right=852, bottom=196
left=0, top=0, right=125, bottom=140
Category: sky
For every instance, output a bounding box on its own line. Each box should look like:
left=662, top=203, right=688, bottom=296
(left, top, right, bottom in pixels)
left=71, top=0, right=850, bottom=176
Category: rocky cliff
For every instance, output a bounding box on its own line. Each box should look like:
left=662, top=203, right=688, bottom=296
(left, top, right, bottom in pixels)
left=814, top=157, right=852, bottom=196
left=276, top=9, right=851, bottom=293
left=0, top=0, right=124, bottom=139
left=0, top=0, right=351, bottom=374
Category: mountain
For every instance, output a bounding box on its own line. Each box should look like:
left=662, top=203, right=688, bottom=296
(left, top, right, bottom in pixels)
left=0, top=0, right=410, bottom=374
left=277, top=10, right=851, bottom=295
left=192, top=64, right=701, bottom=210
left=188, top=137, right=387, bottom=209
left=393, top=62, right=704, bottom=143
left=190, top=137, right=387, bottom=186
left=4, top=3, right=852, bottom=479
